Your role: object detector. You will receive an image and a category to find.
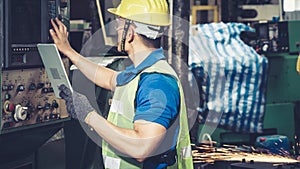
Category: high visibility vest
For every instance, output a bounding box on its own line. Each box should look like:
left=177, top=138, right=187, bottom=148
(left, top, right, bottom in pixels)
left=102, top=60, right=193, bottom=169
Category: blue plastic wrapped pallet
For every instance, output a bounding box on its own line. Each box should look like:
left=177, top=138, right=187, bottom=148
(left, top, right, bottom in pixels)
left=189, top=22, right=268, bottom=133
left=255, top=135, right=290, bottom=156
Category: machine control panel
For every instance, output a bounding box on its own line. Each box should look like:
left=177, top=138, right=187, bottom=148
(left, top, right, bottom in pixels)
left=1, top=66, right=69, bottom=130
left=3, top=0, right=70, bottom=69
left=253, top=21, right=300, bottom=54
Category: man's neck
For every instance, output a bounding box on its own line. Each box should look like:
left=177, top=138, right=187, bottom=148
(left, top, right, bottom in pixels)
left=130, top=47, right=157, bottom=67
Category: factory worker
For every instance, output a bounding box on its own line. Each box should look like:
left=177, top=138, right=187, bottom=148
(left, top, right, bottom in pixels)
left=49, top=0, right=193, bottom=168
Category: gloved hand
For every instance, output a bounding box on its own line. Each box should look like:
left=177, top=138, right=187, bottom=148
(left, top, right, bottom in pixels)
left=59, top=84, right=95, bottom=122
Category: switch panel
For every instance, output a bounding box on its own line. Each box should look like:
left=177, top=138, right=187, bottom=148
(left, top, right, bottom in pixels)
left=1, top=66, right=69, bottom=130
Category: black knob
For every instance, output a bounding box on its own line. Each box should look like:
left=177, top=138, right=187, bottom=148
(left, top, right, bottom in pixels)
left=50, top=113, right=59, bottom=119
left=8, top=85, right=14, bottom=91
left=44, top=103, right=51, bottom=110
left=28, top=83, right=37, bottom=90
left=36, top=115, right=43, bottom=123
left=44, top=115, right=50, bottom=121
left=51, top=100, right=59, bottom=109
left=48, top=87, right=54, bottom=93
left=37, top=83, right=45, bottom=89
left=41, top=88, right=49, bottom=94
left=17, top=85, right=25, bottom=92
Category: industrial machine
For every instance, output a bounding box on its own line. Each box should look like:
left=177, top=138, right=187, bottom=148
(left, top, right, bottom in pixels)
left=254, top=20, right=300, bottom=155
left=194, top=18, right=300, bottom=161
left=0, top=0, right=71, bottom=168
left=221, top=1, right=300, bottom=151
left=191, top=20, right=300, bottom=169
left=217, top=20, right=300, bottom=152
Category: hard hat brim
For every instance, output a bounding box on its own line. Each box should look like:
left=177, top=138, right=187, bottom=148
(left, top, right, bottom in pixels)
left=107, top=8, right=118, bottom=16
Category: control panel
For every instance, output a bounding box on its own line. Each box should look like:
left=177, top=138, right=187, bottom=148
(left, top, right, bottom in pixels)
left=3, top=0, right=70, bottom=69
left=253, top=21, right=300, bottom=54
left=1, top=59, right=70, bottom=130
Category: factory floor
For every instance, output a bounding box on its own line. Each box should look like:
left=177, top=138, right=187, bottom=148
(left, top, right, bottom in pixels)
left=35, top=139, right=65, bottom=169
left=2, top=139, right=66, bottom=169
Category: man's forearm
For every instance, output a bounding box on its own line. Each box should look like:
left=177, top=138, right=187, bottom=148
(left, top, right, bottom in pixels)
left=85, top=111, right=166, bottom=161
left=64, top=50, right=117, bottom=90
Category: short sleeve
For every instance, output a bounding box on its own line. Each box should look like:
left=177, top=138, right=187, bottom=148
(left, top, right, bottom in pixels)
left=134, top=73, right=180, bottom=129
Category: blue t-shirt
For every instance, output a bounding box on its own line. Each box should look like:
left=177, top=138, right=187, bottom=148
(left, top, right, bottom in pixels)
left=116, top=48, right=180, bottom=129
left=134, top=72, right=179, bottom=129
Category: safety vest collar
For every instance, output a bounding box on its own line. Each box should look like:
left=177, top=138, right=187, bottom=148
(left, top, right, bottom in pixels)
left=116, top=48, right=165, bottom=86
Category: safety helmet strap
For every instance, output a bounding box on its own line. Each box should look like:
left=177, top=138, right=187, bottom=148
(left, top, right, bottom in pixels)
left=121, top=19, right=133, bottom=53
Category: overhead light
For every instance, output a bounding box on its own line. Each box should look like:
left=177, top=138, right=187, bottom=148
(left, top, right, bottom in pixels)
left=284, top=0, right=300, bottom=12
left=284, top=0, right=295, bottom=12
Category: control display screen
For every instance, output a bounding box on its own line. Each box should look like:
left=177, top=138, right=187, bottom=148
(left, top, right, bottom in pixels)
left=10, top=0, right=41, bottom=44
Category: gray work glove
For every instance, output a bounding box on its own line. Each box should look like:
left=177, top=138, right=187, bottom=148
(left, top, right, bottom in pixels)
left=59, top=84, right=95, bottom=122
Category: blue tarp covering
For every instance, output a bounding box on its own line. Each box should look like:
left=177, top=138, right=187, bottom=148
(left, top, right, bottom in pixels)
left=189, top=22, right=268, bottom=133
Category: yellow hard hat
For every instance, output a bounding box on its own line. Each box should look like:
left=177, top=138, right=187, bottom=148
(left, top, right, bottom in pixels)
left=107, top=0, right=170, bottom=26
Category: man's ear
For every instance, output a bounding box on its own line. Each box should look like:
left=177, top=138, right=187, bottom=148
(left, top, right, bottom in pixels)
left=127, top=27, right=135, bottom=43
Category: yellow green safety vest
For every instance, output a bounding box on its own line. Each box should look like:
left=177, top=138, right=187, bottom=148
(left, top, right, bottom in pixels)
left=102, top=60, right=193, bottom=169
